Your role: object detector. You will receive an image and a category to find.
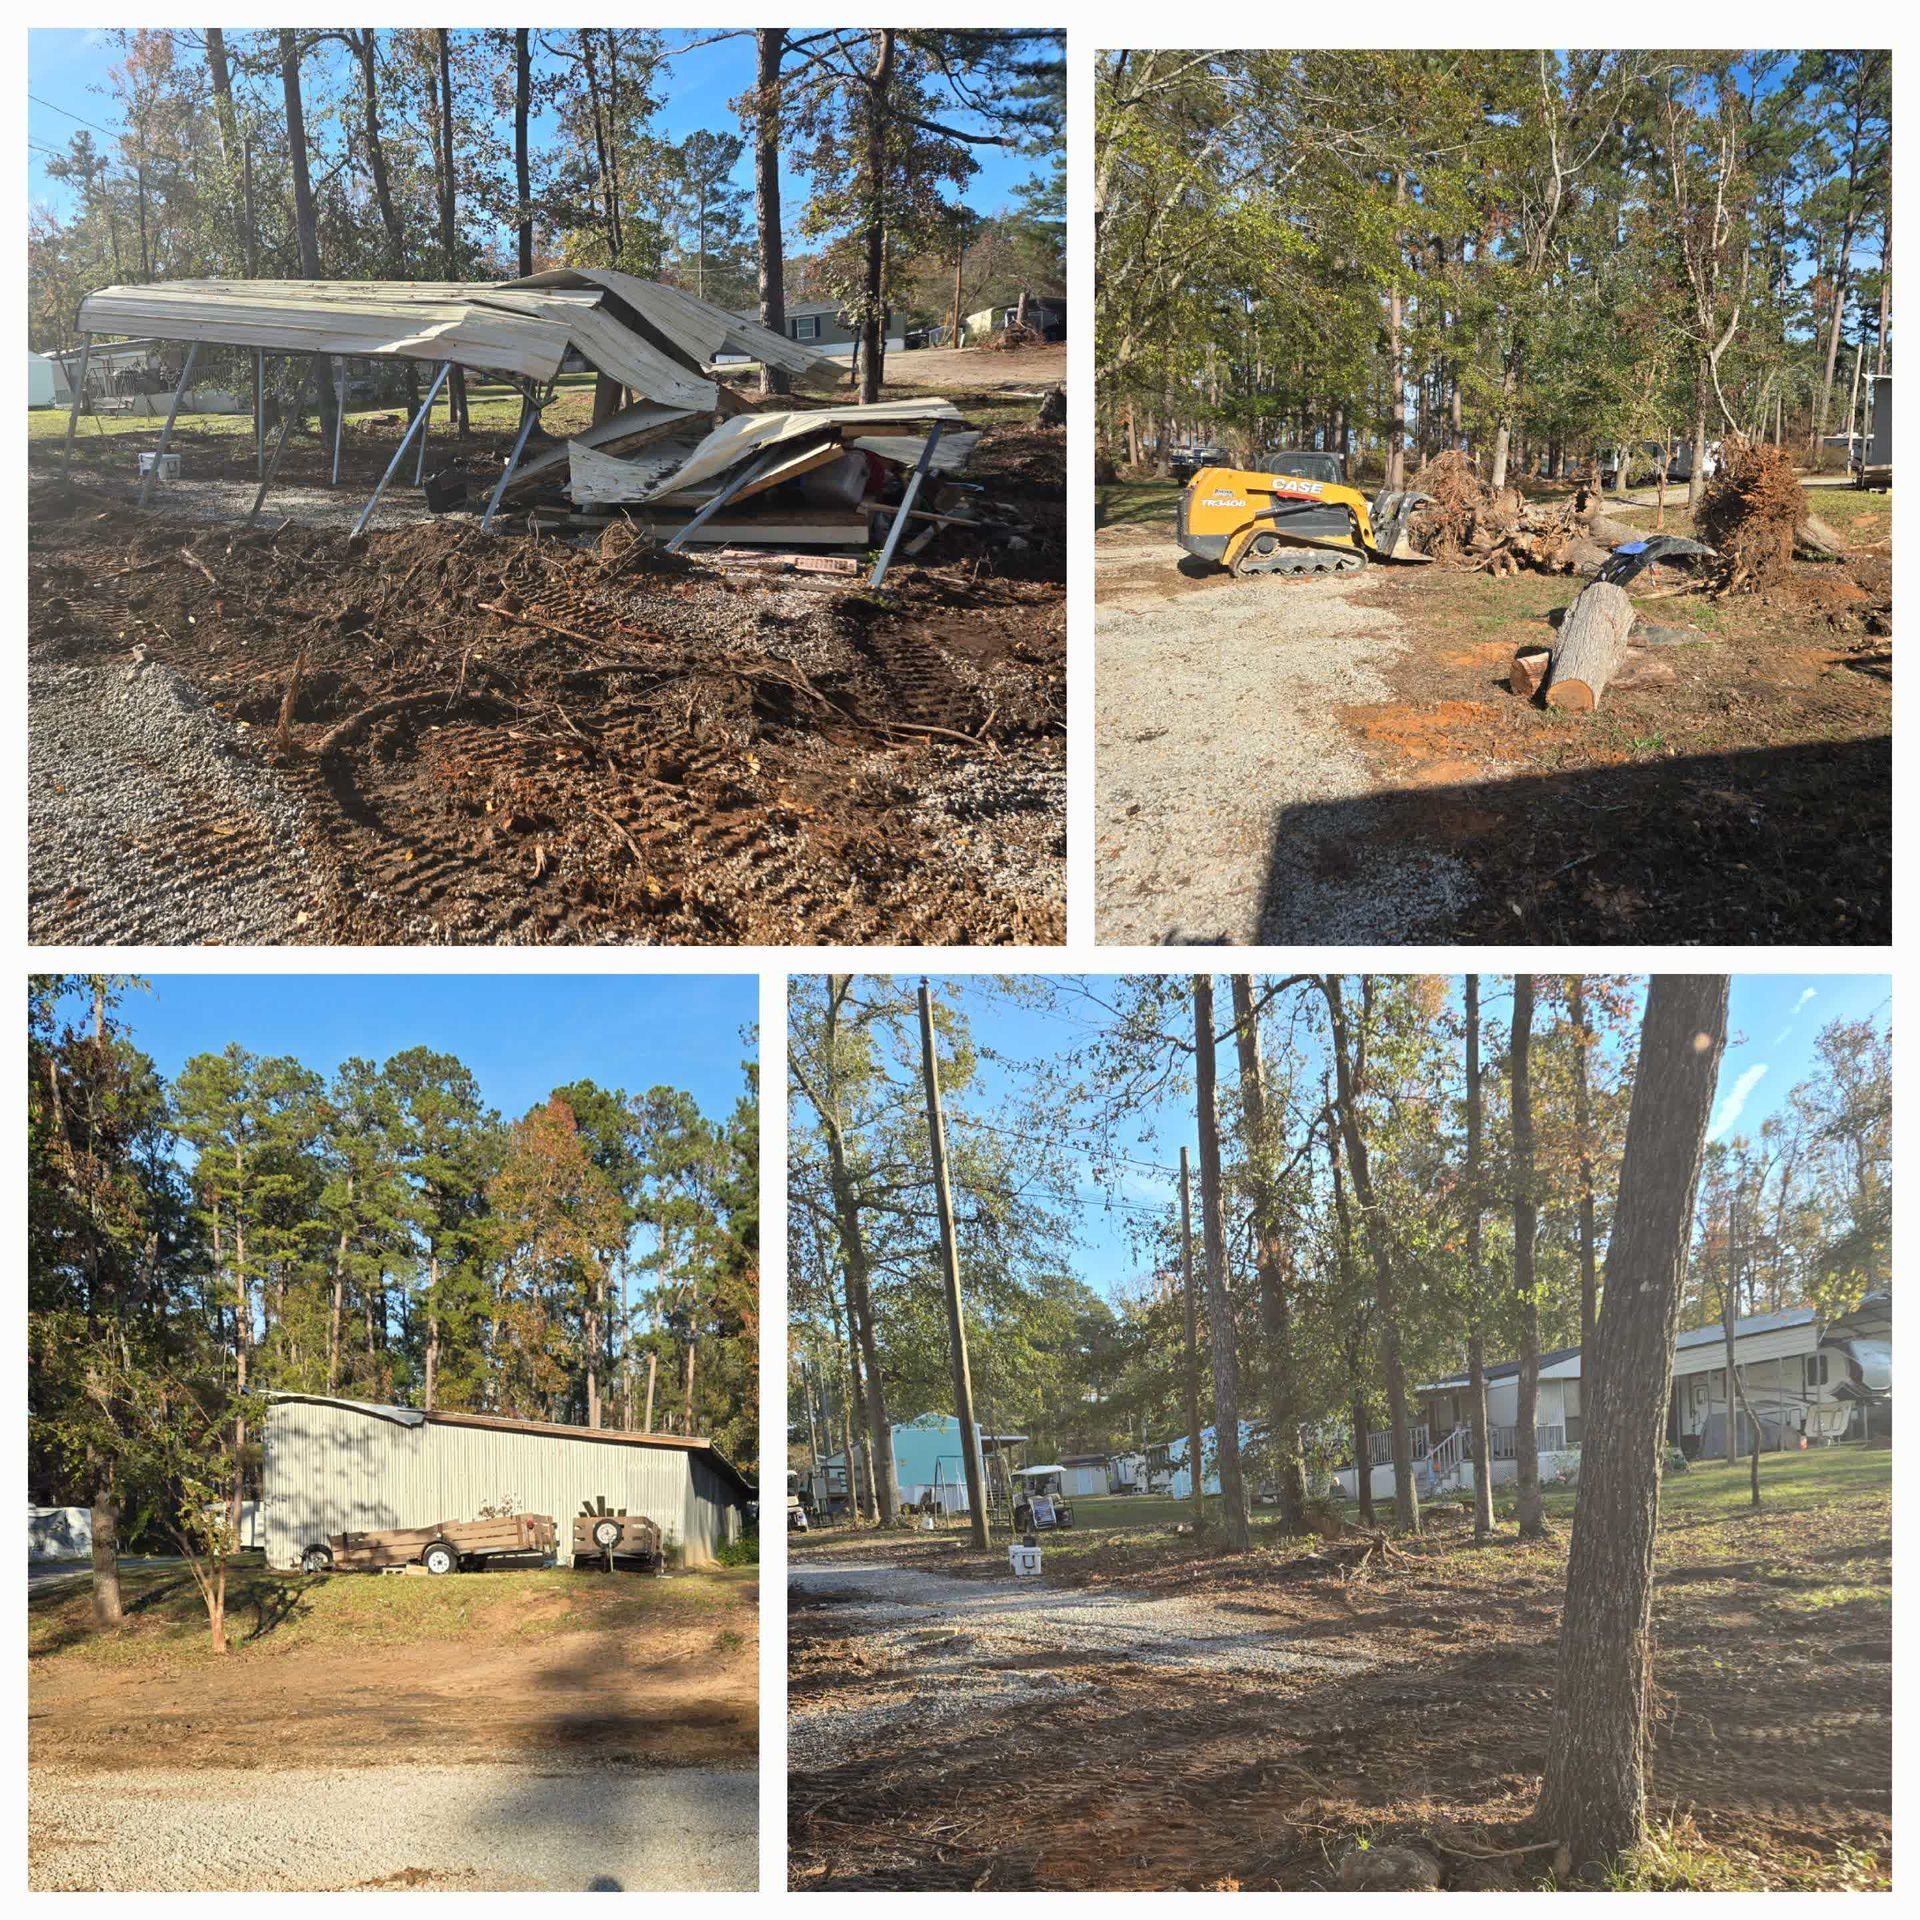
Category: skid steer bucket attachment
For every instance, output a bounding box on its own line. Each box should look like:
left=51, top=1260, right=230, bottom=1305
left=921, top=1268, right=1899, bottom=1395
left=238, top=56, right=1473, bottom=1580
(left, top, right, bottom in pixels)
left=1365, top=489, right=1435, bottom=563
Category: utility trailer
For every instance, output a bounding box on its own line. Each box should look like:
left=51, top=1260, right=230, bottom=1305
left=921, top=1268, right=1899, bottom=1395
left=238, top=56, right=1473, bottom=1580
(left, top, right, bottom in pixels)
left=572, top=1507, right=665, bottom=1574
left=302, top=1512, right=557, bottom=1576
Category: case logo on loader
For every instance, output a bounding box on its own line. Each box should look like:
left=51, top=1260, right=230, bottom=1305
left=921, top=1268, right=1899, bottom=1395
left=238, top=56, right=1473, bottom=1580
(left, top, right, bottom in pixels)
left=1268, top=475, right=1325, bottom=495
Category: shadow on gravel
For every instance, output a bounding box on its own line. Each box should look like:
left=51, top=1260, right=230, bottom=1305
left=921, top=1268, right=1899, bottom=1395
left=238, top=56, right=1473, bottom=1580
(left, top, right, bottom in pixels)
left=1257, top=734, right=1890, bottom=945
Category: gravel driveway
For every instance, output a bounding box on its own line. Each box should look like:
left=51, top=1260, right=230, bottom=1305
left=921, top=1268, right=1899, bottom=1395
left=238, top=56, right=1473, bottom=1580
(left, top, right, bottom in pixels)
left=29, top=1762, right=756, bottom=1891
left=789, top=1558, right=1371, bottom=1772
left=1095, top=534, right=1469, bottom=942
left=29, top=655, right=324, bottom=944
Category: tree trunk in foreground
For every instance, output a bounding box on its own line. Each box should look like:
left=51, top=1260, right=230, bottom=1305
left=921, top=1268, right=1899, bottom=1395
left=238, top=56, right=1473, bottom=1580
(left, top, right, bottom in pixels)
left=1513, top=974, right=1545, bottom=1540
left=1534, top=974, right=1728, bottom=1877
left=753, top=30, right=790, bottom=398
left=1546, top=582, right=1636, bottom=711
left=856, top=31, right=897, bottom=405
left=90, top=1486, right=123, bottom=1628
left=1193, top=975, right=1249, bottom=1552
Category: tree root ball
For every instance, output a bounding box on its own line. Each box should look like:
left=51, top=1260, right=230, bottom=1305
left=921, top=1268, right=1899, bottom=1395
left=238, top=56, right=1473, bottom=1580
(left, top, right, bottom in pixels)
left=1698, top=440, right=1805, bottom=592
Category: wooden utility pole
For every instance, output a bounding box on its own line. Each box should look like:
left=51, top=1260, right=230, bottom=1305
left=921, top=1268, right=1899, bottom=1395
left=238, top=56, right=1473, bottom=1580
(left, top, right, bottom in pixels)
left=1464, top=975, right=1494, bottom=1541
left=1513, top=974, right=1545, bottom=1539
left=917, top=982, right=989, bottom=1547
left=1533, top=975, right=1728, bottom=1874
left=1178, top=1146, right=1204, bottom=1530
left=1193, top=975, right=1250, bottom=1552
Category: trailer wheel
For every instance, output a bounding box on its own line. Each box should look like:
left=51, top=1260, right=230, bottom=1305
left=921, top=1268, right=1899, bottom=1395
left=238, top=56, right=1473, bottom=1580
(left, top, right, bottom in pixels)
left=422, top=1540, right=460, bottom=1576
left=592, top=1518, right=623, bottom=1551
left=301, top=1544, right=333, bottom=1574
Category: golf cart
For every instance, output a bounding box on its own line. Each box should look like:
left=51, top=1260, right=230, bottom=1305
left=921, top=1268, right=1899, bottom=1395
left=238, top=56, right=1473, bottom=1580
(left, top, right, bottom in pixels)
left=1011, top=1465, right=1076, bottom=1532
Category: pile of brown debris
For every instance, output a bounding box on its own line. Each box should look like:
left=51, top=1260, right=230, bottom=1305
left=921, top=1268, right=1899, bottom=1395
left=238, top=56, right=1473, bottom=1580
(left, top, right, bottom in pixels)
left=1405, top=451, right=1697, bottom=583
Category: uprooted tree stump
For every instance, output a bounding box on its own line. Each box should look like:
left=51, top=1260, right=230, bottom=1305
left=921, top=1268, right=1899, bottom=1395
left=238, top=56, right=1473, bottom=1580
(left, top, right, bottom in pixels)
left=1698, top=439, right=1805, bottom=592
left=1543, top=579, right=1636, bottom=710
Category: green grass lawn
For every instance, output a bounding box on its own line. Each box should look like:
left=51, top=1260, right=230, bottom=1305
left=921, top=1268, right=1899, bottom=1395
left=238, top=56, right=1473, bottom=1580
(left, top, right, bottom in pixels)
left=28, top=372, right=601, bottom=445
left=1096, top=477, right=1181, bottom=530
left=29, top=1550, right=755, bottom=1667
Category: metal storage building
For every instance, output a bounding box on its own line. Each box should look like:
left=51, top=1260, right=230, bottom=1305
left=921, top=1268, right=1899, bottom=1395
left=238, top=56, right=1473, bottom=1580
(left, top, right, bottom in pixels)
left=262, top=1394, right=752, bottom=1571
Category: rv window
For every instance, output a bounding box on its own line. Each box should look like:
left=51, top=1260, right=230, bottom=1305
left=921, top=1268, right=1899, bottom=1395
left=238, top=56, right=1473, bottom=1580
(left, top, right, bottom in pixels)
left=1805, top=1353, right=1830, bottom=1389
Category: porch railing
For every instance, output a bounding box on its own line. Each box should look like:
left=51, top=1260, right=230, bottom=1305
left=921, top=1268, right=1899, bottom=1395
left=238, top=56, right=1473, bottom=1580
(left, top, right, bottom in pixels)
left=1488, top=1423, right=1568, bottom=1459
left=1367, top=1424, right=1429, bottom=1466
left=1426, top=1424, right=1471, bottom=1482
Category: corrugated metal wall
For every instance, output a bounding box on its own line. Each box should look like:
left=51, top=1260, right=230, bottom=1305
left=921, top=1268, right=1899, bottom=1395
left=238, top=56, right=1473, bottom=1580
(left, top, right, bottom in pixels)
left=262, top=1399, right=741, bottom=1570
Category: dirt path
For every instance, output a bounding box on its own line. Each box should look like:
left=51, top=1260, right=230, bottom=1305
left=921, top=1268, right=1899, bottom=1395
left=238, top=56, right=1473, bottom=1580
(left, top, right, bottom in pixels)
left=29, top=1762, right=755, bottom=1891
left=886, top=342, right=1065, bottom=393
left=789, top=1558, right=1373, bottom=1774
left=790, top=1482, right=1889, bottom=1891
left=1095, top=531, right=1470, bottom=941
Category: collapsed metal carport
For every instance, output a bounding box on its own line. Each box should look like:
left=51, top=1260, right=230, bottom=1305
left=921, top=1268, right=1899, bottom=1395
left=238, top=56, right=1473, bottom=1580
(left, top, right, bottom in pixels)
left=61, top=269, right=834, bottom=535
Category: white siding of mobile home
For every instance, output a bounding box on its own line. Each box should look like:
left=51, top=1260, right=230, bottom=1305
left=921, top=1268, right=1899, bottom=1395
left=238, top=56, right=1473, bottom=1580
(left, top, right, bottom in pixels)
left=262, top=1397, right=744, bottom=1571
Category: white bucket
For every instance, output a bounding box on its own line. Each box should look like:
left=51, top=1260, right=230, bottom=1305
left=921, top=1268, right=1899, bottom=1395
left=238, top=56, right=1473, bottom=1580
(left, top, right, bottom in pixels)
left=1008, top=1542, right=1042, bottom=1578
left=138, top=452, right=181, bottom=481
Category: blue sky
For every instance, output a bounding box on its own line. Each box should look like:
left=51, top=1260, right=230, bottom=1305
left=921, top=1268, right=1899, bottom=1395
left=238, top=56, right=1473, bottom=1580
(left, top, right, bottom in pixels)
left=906, top=973, right=1892, bottom=1300
left=26, top=29, right=1056, bottom=240
left=51, top=972, right=756, bottom=1126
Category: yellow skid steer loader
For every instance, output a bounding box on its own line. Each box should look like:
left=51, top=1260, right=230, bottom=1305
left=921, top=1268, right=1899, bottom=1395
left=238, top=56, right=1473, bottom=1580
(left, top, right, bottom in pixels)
left=1177, top=458, right=1433, bottom=578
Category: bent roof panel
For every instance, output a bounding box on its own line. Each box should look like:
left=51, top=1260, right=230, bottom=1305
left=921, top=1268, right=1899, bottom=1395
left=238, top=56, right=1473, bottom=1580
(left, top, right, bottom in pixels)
left=78, top=282, right=575, bottom=384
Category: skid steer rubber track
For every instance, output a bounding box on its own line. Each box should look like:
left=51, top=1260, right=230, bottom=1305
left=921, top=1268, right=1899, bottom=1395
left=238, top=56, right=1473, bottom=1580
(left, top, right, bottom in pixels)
left=1232, top=534, right=1367, bottom=579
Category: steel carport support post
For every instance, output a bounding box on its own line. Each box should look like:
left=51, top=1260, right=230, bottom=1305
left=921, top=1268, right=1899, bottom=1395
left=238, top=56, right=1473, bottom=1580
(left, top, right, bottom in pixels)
left=247, top=355, right=325, bottom=529
left=664, top=447, right=781, bottom=553
left=60, top=333, right=94, bottom=480
left=354, top=360, right=451, bottom=541
left=414, top=363, right=440, bottom=487
left=330, top=355, right=346, bottom=487
left=482, top=391, right=540, bottom=533
left=869, top=419, right=945, bottom=589
left=137, top=339, right=202, bottom=509
left=255, top=347, right=267, bottom=478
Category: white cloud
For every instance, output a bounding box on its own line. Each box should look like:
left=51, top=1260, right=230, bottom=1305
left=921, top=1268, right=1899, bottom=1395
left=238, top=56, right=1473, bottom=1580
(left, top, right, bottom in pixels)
left=1709, top=1062, right=1770, bottom=1142
left=1770, top=984, right=1819, bottom=1044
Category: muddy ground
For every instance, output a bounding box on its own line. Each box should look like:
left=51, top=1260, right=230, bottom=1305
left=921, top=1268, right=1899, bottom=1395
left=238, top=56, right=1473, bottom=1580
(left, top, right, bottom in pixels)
left=1095, top=498, right=1890, bottom=945
left=788, top=1464, right=1890, bottom=1891
left=29, top=395, right=1064, bottom=946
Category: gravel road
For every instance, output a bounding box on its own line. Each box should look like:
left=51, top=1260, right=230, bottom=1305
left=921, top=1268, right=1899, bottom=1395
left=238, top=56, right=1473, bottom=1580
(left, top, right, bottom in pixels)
left=29, top=654, right=323, bottom=944
left=789, top=1558, right=1371, bottom=1772
left=137, top=476, right=438, bottom=534
left=1095, top=535, right=1470, bottom=942
left=29, top=1762, right=756, bottom=1891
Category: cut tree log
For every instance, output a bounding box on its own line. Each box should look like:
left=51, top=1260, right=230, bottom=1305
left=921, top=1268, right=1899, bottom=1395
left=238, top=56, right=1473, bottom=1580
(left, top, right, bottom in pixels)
left=1545, top=580, right=1636, bottom=711
left=1795, top=512, right=1849, bottom=558
left=1511, top=647, right=1553, bottom=698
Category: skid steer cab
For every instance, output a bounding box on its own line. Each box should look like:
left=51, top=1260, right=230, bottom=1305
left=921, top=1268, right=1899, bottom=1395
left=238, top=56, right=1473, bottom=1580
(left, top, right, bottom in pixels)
left=1177, top=458, right=1432, bottom=578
